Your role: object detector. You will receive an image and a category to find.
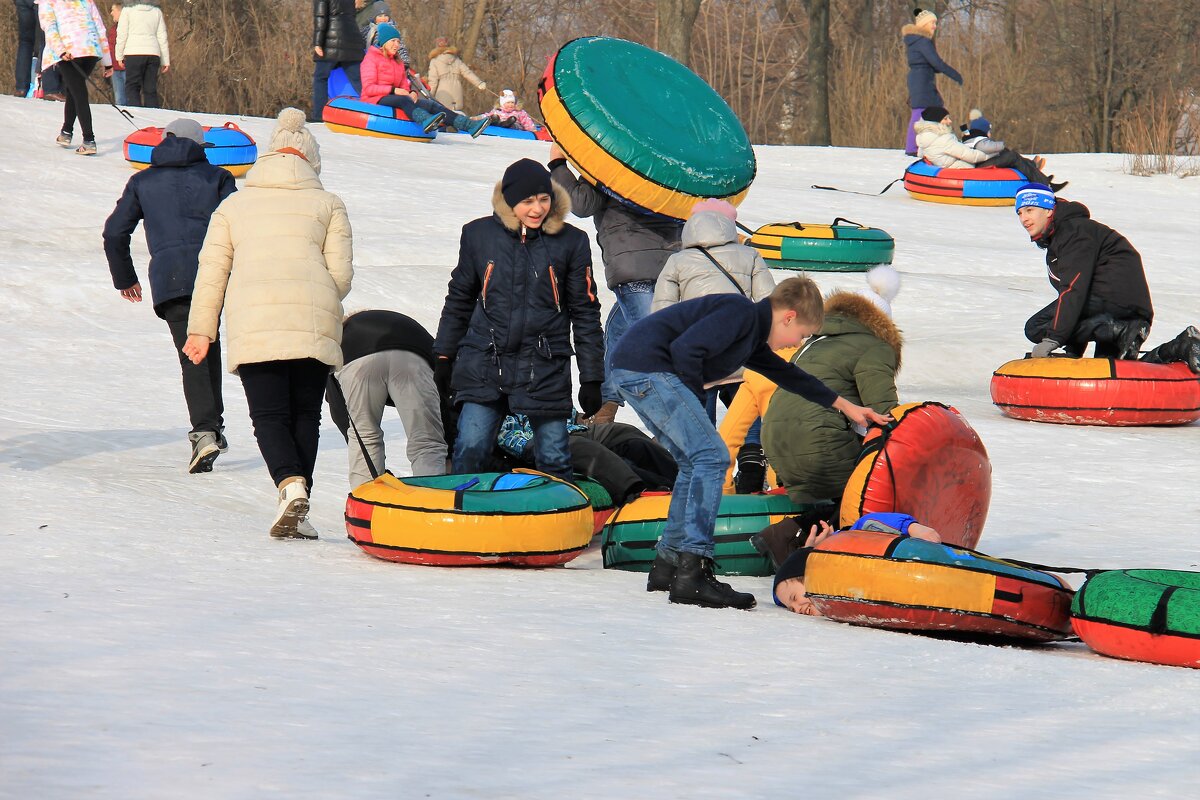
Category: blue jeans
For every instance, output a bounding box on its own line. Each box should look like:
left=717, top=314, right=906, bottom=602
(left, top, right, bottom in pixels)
left=454, top=400, right=572, bottom=480
left=745, top=417, right=762, bottom=446
left=312, top=60, right=361, bottom=119
left=601, top=281, right=656, bottom=405
left=612, top=369, right=729, bottom=559
left=111, top=69, right=126, bottom=106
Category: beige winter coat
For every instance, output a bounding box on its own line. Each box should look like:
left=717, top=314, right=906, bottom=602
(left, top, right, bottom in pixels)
left=427, top=46, right=483, bottom=110
left=651, top=211, right=776, bottom=312
left=914, top=120, right=988, bottom=169
left=188, top=152, right=354, bottom=373
left=115, top=1, right=169, bottom=65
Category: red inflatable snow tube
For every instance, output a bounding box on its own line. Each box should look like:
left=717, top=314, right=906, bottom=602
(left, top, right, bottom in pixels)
left=991, top=357, right=1200, bottom=426
left=839, top=402, right=991, bottom=549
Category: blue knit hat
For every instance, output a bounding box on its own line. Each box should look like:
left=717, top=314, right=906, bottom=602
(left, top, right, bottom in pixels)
left=968, top=116, right=991, bottom=135
left=1014, top=183, right=1056, bottom=212
left=375, top=22, right=401, bottom=47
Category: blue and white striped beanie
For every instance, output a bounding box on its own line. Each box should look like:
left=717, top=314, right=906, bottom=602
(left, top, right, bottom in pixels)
left=1014, top=183, right=1056, bottom=212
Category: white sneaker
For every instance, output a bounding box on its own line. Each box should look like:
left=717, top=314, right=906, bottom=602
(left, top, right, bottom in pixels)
left=269, top=478, right=310, bottom=539
left=295, top=517, right=319, bottom=540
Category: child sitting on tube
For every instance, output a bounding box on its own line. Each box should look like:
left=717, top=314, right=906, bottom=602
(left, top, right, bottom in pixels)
left=773, top=512, right=941, bottom=615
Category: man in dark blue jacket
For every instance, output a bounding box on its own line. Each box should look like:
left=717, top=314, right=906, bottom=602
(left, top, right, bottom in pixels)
left=609, top=278, right=893, bottom=610
left=103, top=118, right=237, bottom=473
left=434, top=159, right=605, bottom=480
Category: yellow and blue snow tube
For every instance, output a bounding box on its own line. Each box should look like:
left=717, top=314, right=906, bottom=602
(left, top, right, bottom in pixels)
left=538, top=36, right=756, bottom=220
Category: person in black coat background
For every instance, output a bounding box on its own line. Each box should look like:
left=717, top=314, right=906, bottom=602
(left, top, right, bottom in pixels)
left=102, top=118, right=237, bottom=473
left=434, top=159, right=605, bottom=480
left=311, top=0, right=365, bottom=121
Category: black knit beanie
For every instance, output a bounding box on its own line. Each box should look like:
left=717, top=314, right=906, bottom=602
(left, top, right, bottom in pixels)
left=921, top=106, right=950, bottom=123
left=772, top=547, right=814, bottom=606
left=501, top=158, right=553, bottom=208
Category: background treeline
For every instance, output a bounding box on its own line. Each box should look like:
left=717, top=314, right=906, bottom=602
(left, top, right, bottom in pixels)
left=3, top=0, right=1197, bottom=156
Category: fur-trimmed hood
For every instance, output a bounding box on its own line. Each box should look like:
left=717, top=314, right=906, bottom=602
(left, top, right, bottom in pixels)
left=822, top=291, right=903, bottom=369
left=428, top=45, right=459, bottom=60
left=490, top=180, right=572, bottom=235
left=902, top=23, right=933, bottom=39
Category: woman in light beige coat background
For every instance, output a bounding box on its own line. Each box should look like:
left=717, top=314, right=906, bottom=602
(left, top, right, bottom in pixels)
left=184, top=130, right=353, bottom=541
left=426, top=37, right=485, bottom=111
left=114, top=0, right=169, bottom=107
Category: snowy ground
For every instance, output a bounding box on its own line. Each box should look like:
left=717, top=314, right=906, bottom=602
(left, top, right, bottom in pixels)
left=2, top=96, right=1199, bottom=799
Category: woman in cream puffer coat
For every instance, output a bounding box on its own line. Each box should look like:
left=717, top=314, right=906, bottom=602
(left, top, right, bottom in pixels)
left=185, top=147, right=353, bottom=541
left=115, top=0, right=169, bottom=107
left=913, top=118, right=988, bottom=169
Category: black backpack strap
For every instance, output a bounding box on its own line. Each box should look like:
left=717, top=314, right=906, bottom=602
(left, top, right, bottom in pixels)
left=690, top=245, right=748, bottom=297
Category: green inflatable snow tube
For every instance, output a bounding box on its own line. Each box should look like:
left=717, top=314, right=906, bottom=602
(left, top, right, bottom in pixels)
left=1071, top=569, right=1200, bottom=668
left=539, top=36, right=756, bottom=219
left=747, top=220, right=895, bottom=272
left=601, top=492, right=816, bottom=576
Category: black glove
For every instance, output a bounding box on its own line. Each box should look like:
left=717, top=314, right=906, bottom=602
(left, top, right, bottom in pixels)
left=434, top=355, right=455, bottom=400
left=577, top=381, right=603, bottom=417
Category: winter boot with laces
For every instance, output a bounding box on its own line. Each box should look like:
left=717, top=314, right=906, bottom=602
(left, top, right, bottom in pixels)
left=734, top=443, right=767, bottom=494
left=646, top=552, right=677, bottom=592
left=188, top=431, right=221, bottom=474
left=55, top=130, right=73, bottom=147
left=76, top=140, right=97, bottom=156
left=1116, top=319, right=1151, bottom=360
left=270, top=476, right=314, bottom=539
left=669, top=552, right=756, bottom=610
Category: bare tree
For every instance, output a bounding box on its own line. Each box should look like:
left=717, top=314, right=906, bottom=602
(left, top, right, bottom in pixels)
left=805, top=0, right=831, bottom=144
left=656, top=0, right=702, bottom=65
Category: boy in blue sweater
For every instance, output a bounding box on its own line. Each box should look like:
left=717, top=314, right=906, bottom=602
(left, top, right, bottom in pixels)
left=609, top=277, right=893, bottom=609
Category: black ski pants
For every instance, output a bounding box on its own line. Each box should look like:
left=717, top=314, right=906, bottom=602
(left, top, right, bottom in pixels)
left=123, top=55, right=160, bottom=107
left=239, top=359, right=330, bottom=489
left=161, top=298, right=224, bottom=435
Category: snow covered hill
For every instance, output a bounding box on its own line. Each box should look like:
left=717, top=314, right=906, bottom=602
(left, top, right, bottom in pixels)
left=1, top=96, right=1198, bottom=799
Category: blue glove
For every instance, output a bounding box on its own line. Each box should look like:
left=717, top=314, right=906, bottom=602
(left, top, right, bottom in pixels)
left=1030, top=340, right=1059, bottom=359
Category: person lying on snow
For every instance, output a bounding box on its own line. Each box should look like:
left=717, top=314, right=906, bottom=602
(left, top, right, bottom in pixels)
left=359, top=23, right=488, bottom=137
left=434, top=159, right=606, bottom=482
left=495, top=411, right=678, bottom=505
left=609, top=277, right=894, bottom=610
left=1015, top=183, right=1200, bottom=371
left=771, top=511, right=942, bottom=616
left=914, top=106, right=1066, bottom=191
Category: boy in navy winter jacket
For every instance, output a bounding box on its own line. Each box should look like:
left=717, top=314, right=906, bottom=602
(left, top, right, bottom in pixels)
left=102, top=118, right=237, bottom=473
left=609, top=277, right=893, bottom=610
left=434, top=159, right=605, bottom=480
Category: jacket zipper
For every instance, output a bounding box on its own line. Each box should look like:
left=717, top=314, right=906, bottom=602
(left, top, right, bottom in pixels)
left=548, top=266, right=561, bottom=313
left=481, top=261, right=494, bottom=309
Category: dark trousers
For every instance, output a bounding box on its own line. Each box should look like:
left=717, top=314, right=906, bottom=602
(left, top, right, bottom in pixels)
left=123, top=55, right=160, bottom=107
left=239, top=359, right=330, bottom=489
left=14, top=0, right=36, bottom=95
left=978, top=149, right=1049, bottom=184
left=378, top=93, right=460, bottom=125
left=161, top=298, right=225, bottom=434
left=312, top=60, right=361, bottom=118
left=58, top=56, right=97, bottom=141
left=1025, top=305, right=1149, bottom=358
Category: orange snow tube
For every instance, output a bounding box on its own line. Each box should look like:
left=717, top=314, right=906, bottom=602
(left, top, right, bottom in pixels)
left=991, top=357, right=1200, bottom=426
left=839, top=402, right=991, bottom=549
left=805, top=531, right=1074, bottom=641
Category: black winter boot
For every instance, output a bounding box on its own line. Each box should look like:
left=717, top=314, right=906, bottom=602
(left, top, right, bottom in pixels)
left=1142, top=326, right=1200, bottom=373
left=669, top=552, right=756, bottom=610
left=646, top=552, right=676, bottom=592
left=734, top=443, right=767, bottom=494
left=749, top=516, right=803, bottom=570
left=1116, top=319, right=1151, bottom=360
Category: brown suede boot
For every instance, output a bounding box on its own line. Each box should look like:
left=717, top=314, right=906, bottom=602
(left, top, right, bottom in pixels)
left=586, top=401, right=619, bottom=426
